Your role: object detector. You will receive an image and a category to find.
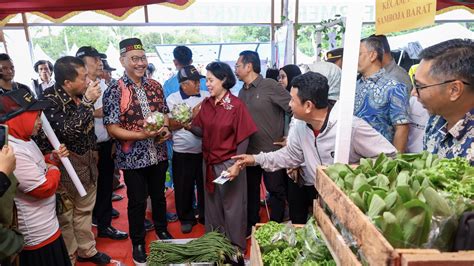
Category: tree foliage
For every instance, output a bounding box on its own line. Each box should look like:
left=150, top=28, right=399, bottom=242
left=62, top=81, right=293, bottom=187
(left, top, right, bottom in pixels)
left=32, top=25, right=271, bottom=60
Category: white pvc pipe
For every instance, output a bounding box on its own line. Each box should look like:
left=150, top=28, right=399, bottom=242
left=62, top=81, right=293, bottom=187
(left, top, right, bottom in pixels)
left=333, top=1, right=364, bottom=164
left=41, top=113, right=87, bottom=197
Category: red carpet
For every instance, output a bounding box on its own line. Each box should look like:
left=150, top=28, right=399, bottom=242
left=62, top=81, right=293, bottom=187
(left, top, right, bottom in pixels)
left=77, top=182, right=269, bottom=266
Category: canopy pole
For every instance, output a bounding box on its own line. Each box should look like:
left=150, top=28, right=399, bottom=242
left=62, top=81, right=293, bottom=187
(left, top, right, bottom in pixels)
left=333, top=1, right=364, bottom=164
left=21, top=13, right=35, bottom=66
left=293, top=0, right=299, bottom=64
left=0, top=29, right=8, bottom=54
left=144, top=5, right=149, bottom=23
left=270, top=0, right=276, bottom=67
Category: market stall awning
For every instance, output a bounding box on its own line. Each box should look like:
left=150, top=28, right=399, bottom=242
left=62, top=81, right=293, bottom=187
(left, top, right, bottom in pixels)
left=436, top=0, right=474, bottom=14
left=0, top=0, right=194, bottom=25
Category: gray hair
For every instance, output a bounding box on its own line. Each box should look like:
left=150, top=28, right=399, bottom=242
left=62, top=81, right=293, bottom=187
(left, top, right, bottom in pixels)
left=361, top=37, right=384, bottom=63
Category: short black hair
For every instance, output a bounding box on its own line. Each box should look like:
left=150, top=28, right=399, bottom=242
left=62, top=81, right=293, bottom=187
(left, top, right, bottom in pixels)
left=206, top=61, right=236, bottom=90
left=419, top=38, right=474, bottom=88
left=173, top=46, right=193, bottom=66
left=370, top=34, right=390, bottom=54
left=0, top=53, right=12, bottom=61
left=291, top=71, right=328, bottom=109
left=265, top=68, right=279, bottom=81
left=361, top=36, right=384, bottom=63
left=239, top=50, right=261, bottom=74
left=147, top=63, right=156, bottom=74
left=34, top=60, right=54, bottom=73
left=54, top=56, right=86, bottom=86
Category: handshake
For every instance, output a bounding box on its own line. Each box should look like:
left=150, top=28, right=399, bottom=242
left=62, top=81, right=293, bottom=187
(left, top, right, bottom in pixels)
left=224, top=154, right=256, bottom=180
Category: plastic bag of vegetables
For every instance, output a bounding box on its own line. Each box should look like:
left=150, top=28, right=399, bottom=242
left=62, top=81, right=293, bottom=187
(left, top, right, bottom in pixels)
left=144, top=111, right=165, bottom=131
left=171, top=103, right=192, bottom=125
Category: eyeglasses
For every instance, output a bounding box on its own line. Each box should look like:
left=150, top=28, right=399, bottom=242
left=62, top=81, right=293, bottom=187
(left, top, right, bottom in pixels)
left=129, top=56, right=147, bottom=63
left=413, top=79, right=472, bottom=95
left=234, top=64, right=243, bottom=69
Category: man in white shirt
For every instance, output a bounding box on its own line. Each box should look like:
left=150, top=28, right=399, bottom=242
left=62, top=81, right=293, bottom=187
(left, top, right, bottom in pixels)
left=167, top=65, right=209, bottom=234
left=76, top=46, right=128, bottom=242
left=31, top=60, right=55, bottom=99
left=232, top=72, right=397, bottom=224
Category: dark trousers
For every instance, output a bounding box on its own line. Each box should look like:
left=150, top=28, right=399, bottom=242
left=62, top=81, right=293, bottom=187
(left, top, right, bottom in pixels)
left=287, top=181, right=317, bottom=224
left=247, top=166, right=287, bottom=226
left=92, top=140, right=114, bottom=230
left=172, top=151, right=204, bottom=224
left=123, top=161, right=168, bottom=245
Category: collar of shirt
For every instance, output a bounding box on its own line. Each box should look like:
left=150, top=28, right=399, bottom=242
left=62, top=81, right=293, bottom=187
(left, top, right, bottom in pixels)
left=53, top=83, right=74, bottom=105
left=122, top=72, right=149, bottom=87
left=446, top=108, right=474, bottom=141
left=305, top=102, right=334, bottom=136
left=361, top=68, right=386, bottom=83
left=243, top=75, right=263, bottom=90
left=208, top=91, right=232, bottom=110
left=41, top=79, right=55, bottom=87
left=179, top=86, right=201, bottom=100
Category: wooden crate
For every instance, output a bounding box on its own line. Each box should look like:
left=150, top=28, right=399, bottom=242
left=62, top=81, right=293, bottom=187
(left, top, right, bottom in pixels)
left=250, top=221, right=360, bottom=266
left=313, top=201, right=361, bottom=266
left=315, top=166, right=474, bottom=266
left=398, top=250, right=474, bottom=266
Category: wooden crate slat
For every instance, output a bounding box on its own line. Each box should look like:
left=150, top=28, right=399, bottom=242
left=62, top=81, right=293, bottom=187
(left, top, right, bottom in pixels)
left=314, top=200, right=362, bottom=266
left=250, top=225, right=263, bottom=266
left=400, top=251, right=474, bottom=266
left=315, top=167, right=399, bottom=265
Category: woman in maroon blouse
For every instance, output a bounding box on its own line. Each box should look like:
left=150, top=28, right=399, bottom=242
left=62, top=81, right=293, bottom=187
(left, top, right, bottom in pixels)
left=190, top=61, right=257, bottom=252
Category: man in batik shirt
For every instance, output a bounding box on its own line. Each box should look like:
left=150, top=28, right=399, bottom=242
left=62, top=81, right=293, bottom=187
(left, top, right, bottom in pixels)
left=42, top=56, right=111, bottom=265
left=103, top=38, right=172, bottom=266
left=354, top=36, right=410, bottom=152
left=413, top=39, right=473, bottom=165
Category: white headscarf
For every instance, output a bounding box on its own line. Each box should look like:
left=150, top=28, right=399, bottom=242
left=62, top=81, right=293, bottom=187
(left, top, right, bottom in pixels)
left=304, top=61, right=341, bottom=101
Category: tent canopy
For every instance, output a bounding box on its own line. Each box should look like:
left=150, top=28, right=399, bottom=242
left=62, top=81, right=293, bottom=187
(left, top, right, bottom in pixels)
left=0, top=0, right=472, bottom=26
left=0, top=0, right=193, bottom=25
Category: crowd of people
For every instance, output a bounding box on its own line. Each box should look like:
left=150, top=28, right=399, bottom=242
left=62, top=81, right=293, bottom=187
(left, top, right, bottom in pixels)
left=0, top=34, right=472, bottom=266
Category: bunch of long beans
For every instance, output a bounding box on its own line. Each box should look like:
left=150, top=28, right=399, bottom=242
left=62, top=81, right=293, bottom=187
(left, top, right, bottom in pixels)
left=148, top=231, right=240, bottom=265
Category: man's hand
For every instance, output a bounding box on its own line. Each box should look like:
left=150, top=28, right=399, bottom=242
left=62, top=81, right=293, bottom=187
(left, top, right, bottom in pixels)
left=52, top=144, right=69, bottom=159
left=0, top=145, right=16, bottom=176
left=231, top=154, right=256, bottom=168
left=84, top=80, right=101, bottom=102
left=287, top=168, right=300, bottom=183
left=226, top=163, right=241, bottom=180
left=141, top=129, right=161, bottom=140
left=155, top=126, right=171, bottom=144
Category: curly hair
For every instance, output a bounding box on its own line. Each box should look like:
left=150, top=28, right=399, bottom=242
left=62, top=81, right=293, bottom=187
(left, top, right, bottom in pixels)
left=34, top=60, right=53, bottom=73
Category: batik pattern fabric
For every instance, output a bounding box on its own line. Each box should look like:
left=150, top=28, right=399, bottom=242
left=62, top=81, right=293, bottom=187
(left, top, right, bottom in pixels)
left=103, top=73, right=168, bottom=170
left=354, top=69, right=410, bottom=143
left=424, top=108, right=474, bottom=166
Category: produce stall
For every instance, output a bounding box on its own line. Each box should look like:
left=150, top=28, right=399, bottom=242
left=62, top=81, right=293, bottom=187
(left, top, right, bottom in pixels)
left=250, top=219, right=360, bottom=266
left=314, top=152, right=474, bottom=265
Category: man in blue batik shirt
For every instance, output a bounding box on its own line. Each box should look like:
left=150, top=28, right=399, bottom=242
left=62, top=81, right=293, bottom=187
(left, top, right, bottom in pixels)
left=354, top=36, right=410, bottom=152
left=413, top=39, right=474, bottom=165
